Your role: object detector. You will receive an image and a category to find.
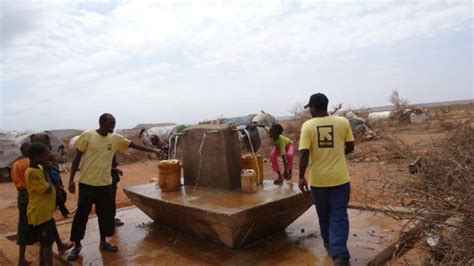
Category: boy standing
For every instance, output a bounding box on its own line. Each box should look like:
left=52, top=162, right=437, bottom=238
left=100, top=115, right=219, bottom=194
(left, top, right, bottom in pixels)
left=11, top=143, right=34, bottom=266
left=25, top=143, right=71, bottom=265
left=111, top=156, right=124, bottom=226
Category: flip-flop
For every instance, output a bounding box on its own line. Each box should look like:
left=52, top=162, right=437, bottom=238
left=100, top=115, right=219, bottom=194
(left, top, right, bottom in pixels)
left=100, top=242, right=118, bottom=252
left=58, top=242, right=74, bottom=255
left=67, top=246, right=82, bottom=261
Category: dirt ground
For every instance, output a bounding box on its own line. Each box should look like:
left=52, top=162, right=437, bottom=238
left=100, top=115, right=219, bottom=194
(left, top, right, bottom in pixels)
left=0, top=103, right=472, bottom=265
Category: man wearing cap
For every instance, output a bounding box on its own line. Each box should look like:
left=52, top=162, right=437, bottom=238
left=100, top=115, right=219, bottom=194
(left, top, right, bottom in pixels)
left=298, top=93, right=355, bottom=266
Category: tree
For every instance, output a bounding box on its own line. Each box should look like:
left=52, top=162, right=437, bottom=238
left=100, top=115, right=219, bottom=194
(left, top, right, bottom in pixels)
left=389, top=89, right=409, bottom=111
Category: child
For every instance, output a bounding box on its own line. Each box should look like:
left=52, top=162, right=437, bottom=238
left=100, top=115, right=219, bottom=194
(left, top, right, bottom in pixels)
left=111, top=156, right=124, bottom=226
left=150, top=135, right=169, bottom=159
left=48, top=154, right=70, bottom=218
left=11, top=143, right=34, bottom=266
left=263, top=124, right=295, bottom=185
left=25, top=142, right=73, bottom=265
left=31, top=133, right=71, bottom=217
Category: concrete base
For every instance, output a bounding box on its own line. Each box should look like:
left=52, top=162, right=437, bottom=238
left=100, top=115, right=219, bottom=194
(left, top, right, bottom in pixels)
left=124, top=181, right=313, bottom=249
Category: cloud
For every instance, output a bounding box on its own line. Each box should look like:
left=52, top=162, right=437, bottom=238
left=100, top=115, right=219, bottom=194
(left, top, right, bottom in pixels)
left=1, top=0, right=472, bottom=130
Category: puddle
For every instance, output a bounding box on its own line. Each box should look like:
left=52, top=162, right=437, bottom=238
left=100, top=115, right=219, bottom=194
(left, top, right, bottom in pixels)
left=51, top=206, right=402, bottom=265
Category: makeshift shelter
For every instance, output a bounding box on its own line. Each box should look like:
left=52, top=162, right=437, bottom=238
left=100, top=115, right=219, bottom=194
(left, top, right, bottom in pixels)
left=0, top=132, right=21, bottom=181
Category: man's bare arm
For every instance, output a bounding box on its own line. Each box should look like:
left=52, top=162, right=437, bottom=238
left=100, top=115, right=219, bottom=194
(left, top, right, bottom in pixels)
left=129, top=142, right=160, bottom=156
left=298, top=149, right=310, bottom=192
left=68, top=149, right=83, bottom=194
left=345, top=141, right=355, bottom=155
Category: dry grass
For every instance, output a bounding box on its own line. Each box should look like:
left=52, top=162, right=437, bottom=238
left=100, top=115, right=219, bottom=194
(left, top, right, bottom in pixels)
left=370, top=121, right=474, bottom=264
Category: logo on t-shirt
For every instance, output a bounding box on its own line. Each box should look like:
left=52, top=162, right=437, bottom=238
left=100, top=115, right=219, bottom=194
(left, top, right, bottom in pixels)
left=317, top=125, right=334, bottom=148
left=107, top=144, right=112, bottom=150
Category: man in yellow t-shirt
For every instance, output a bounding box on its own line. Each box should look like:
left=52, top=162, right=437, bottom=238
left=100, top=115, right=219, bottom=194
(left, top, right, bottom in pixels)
left=298, top=93, right=355, bottom=266
left=67, top=113, right=161, bottom=261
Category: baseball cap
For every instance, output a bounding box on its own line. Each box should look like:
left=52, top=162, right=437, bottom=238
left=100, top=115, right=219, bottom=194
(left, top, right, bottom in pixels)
left=304, top=93, right=329, bottom=108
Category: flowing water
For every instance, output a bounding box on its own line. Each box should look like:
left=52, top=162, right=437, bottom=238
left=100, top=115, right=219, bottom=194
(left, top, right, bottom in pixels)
left=194, top=130, right=219, bottom=188
left=167, top=134, right=175, bottom=159
left=173, top=135, right=179, bottom=159
left=242, top=129, right=260, bottom=181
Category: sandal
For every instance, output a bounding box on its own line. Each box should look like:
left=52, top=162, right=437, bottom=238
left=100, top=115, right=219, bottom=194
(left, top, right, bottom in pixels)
left=67, top=246, right=82, bottom=261
left=100, top=242, right=118, bottom=252
left=58, top=242, right=74, bottom=255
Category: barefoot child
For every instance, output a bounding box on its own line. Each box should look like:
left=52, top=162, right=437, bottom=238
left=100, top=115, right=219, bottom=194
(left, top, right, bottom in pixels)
left=48, top=155, right=70, bottom=218
left=111, top=156, right=124, bottom=226
left=25, top=142, right=73, bottom=265
left=11, top=143, right=34, bottom=266
left=31, top=133, right=71, bottom=218
left=262, top=124, right=295, bottom=184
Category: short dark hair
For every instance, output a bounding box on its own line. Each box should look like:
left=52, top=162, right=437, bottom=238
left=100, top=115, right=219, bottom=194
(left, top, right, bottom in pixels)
left=20, top=142, right=31, bottom=157
left=27, top=142, right=49, bottom=159
left=271, top=124, right=284, bottom=136
left=99, top=113, right=114, bottom=124
left=305, top=93, right=329, bottom=110
left=30, top=133, right=51, bottom=149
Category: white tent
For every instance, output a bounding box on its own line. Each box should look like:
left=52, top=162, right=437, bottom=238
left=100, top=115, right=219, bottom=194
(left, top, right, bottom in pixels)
left=0, top=132, right=21, bottom=168
left=16, top=131, right=66, bottom=154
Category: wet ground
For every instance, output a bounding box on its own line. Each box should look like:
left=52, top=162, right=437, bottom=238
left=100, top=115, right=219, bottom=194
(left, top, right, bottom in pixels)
left=47, top=205, right=401, bottom=265
left=124, top=181, right=313, bottom=248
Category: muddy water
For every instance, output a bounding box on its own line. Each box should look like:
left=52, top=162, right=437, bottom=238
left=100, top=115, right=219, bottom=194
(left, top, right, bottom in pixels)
left=54, top=206, right=401, bottom=265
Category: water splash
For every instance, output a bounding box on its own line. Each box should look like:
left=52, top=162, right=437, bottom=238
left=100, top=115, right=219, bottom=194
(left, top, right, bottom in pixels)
left=173, top=135, right=179, bottom=159
left=168, top=134, right=175, bottom=159
left=168, top=133, right=184, bottom=160
left=242, top=129, right=256, bottom=155
left=242, top=129, right=260, bottom=183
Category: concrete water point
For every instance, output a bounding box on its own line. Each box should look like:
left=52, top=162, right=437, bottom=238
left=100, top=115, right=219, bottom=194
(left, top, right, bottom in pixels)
left=124, top=181, right=313, bottom=249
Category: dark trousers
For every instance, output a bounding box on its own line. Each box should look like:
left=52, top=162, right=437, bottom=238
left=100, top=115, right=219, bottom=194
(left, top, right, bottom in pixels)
left=56, top=187, right=70, bottom=216
left=112, top=180, right=118, bottom=219
left=17, top=189, right=34, bottom=245
left=311, top=182, right=351, bottom=259
left=70, top=183, right=114, bottom=242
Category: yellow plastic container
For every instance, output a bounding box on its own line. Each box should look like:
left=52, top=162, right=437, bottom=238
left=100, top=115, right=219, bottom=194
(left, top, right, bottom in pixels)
left=241, top=169, right=258, bottom=193
left=158, top=160, right=181, bottom=192
left=242, top=154, right=264, bottom=184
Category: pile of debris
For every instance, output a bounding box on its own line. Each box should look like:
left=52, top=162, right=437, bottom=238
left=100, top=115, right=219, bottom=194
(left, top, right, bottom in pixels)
left=386, top=121, right=474, bottom=264
left=344, top=111, right=379, bottom=141
left=393, top=107, right=429, bottom=125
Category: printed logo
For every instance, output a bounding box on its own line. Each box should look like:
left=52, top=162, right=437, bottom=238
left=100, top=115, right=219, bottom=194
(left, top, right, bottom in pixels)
left=107, top=144, right=112, bottom=151
left=317, top=125, right=334, bottom=148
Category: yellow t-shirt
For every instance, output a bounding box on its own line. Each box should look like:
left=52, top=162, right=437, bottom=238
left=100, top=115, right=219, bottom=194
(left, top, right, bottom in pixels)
left=299, top=115, right=354, bottom=187
left=25, top=166, right=56, bottom=226
left=75, top=130, right=131, bottom=186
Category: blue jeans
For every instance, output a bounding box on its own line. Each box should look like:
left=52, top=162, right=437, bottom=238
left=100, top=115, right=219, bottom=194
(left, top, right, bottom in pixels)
left=311, top=182, right=350, bottom=259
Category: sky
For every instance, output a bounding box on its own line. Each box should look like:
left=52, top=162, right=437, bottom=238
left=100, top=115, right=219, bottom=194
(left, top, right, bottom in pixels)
left=1, top=0, right=473, bottom=131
